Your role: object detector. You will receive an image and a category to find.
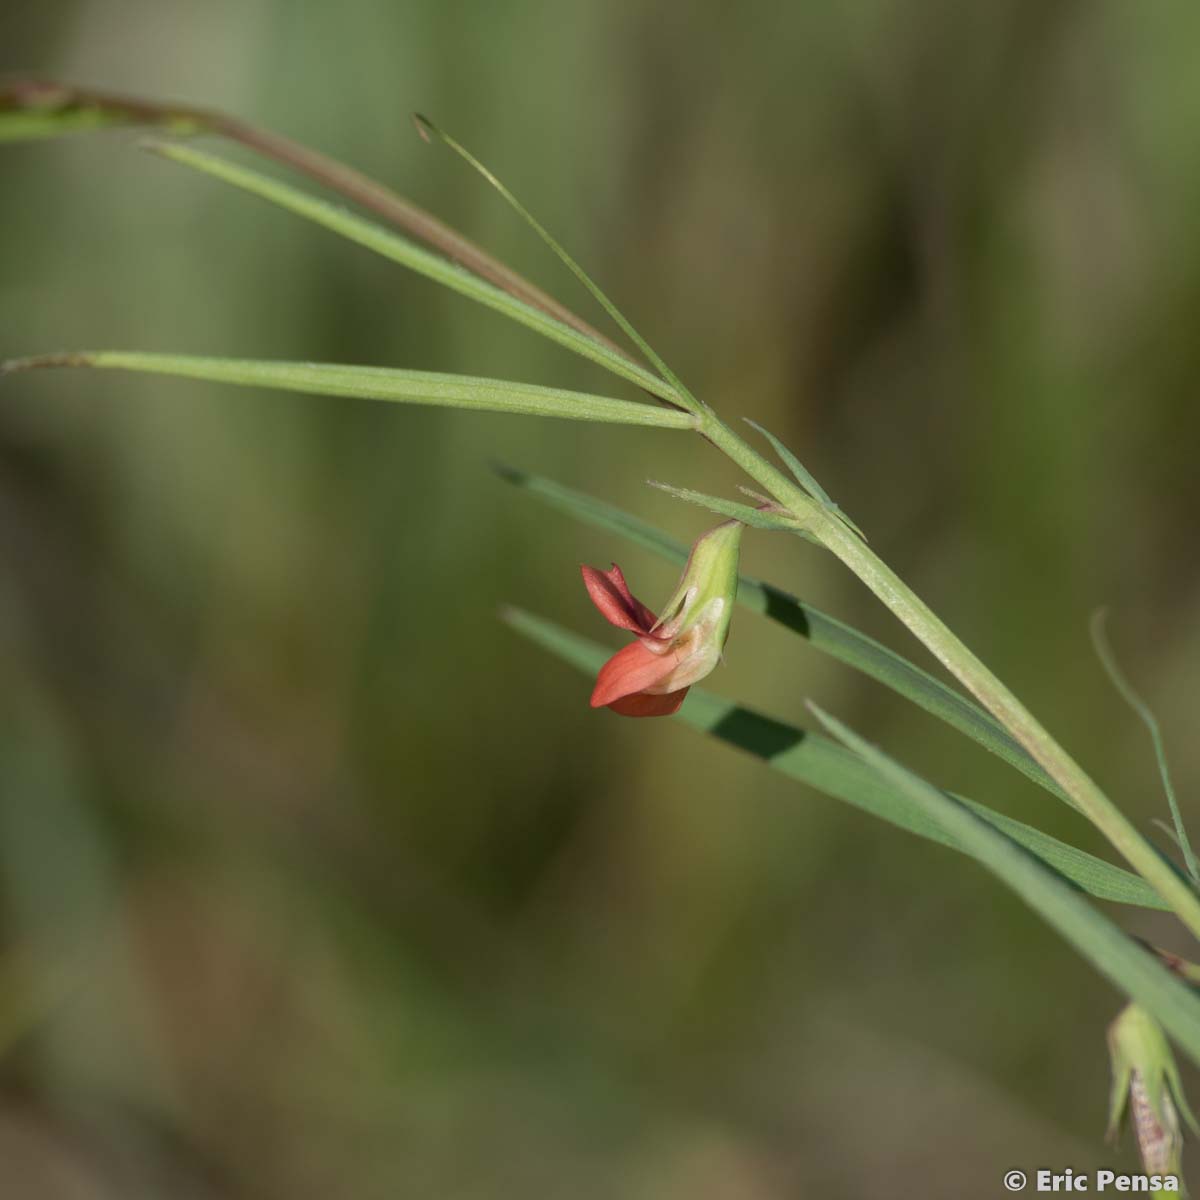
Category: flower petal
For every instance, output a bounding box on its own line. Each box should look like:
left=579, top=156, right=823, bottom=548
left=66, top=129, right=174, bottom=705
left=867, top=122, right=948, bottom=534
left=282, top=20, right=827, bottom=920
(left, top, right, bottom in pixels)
left=607, top=687, right=689, bottom=718
left=581, top=563, right=658, bottom=635
left=590, top=639, right=682, bottom=708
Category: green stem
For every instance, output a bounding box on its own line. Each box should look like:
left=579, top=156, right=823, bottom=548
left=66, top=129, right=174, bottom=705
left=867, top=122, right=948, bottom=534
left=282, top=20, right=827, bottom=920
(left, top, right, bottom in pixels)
left=700, top=414, right=1200, bottom=940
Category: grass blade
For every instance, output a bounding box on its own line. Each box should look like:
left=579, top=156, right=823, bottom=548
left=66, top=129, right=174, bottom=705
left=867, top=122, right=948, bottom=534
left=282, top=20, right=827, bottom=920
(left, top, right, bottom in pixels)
left=0, top=108, right=144, bottom=141
left=494, top=465, right=1066, bottom=803
left=0, top=79, right=627, bottom=355
left=142, top=140, right=682, bottom=407
left=647, top=482, right=801, bottom=530
left=413, top=115, right=706, bottom=415
left=809, top=703, right=1200, bottom=1067
left=501, top=608, right=1163, bottom=911
left=0, top=80, right=197, bottom=143
left=1, top=354, right=696, bottom=429
left=1090, top=610, right=1200, bottom=883
left=744, top=418, right=866, bottom=539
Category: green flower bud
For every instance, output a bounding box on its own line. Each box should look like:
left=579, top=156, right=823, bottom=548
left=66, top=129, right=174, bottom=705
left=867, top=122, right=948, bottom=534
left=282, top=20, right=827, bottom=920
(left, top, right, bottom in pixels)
left=1107, top=1003, right=1199, bottom=1180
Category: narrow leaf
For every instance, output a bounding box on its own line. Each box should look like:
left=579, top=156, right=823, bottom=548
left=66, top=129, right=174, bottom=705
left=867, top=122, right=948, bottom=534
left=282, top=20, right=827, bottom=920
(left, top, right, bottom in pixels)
left=1091, top=609, right=1200, bottom=883
left=0, top=79, right=628, bottom=356
left=501, top=608, right=1163, bottom=911
left=143, top=140, right=683, bottom=407
left=494, top=465, right=1066, bottom=802
left=2, top=353, right=696, bottom=429
left=0, top=80, right=196, bottom=144
left=808, top=704, right=1200, bottom=1067
left=745, top=418, right=866, bottom=539
left=647, top=482, right=801, bottom=530
left=0, top=108, right=144, bottom=142
left=413, top=114, right=706, bottom=415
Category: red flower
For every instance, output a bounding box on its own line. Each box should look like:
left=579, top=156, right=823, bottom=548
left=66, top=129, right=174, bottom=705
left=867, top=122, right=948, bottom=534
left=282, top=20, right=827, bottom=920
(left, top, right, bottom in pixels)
left=581, top=564, right=691, bottom=716
left=581, top=521, right=743, bottom=718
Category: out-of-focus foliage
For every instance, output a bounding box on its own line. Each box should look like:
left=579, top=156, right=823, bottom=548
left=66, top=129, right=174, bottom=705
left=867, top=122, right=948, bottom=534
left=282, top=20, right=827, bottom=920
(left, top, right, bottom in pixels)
left=1, top=1, right=1198, bottom=1195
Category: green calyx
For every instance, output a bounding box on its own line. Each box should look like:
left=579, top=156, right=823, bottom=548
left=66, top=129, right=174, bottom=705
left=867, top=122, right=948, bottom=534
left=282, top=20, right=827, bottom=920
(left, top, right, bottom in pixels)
left=656, top=520, right=743, bottom=648
left=1107, top=1003, right=1199, bottom=1176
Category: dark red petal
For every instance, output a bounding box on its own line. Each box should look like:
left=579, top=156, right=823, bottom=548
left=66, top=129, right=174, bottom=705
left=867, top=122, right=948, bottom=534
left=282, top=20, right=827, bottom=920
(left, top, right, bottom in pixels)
left=590, top=639, right=681, bottom=708
left=606, top=687, right=689, bottom=718
left=581, top=563, right=658, bottom=635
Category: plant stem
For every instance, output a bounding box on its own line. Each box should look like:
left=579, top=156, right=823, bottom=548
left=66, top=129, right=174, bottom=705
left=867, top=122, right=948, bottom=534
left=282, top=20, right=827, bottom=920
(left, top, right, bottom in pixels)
left=701, top=414, right=1200, bottom=940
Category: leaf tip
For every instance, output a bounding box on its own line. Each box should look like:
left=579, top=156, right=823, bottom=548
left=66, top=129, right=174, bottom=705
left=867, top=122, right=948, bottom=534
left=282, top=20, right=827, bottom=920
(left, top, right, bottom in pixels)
left=410, top=112, right=437, bottom=144
left=488, top=460, right=526, bottom=485
left=804, top=699, right=845, bottom=741
left=136, top=135, right=176, bottom=160
left=497, top=604, right=530, bottom=631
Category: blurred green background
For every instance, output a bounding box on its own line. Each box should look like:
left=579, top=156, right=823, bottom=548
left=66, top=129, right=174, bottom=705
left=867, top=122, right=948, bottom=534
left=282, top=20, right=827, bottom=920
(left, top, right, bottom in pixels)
left=3, top=1, right=1200, bottom=1196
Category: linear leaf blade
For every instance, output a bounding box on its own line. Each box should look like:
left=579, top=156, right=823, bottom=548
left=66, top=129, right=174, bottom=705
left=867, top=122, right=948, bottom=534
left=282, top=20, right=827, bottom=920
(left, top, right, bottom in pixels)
left=1091, top=610, right=1200, bottom=882
left=744, top=418, right=866, bottom=538
left=0, top=80, right=641, bottom=356
left=413, top=115, right=705, bottom=415
left=647, top=482, right=801, bottom=530
left=810, top=704, right=1200, bottom=1066
left=501, top=607, right=1163, bottom=911
left=0, top=109, right=140, bottom=141
left=143, top=140, right=682, bottom=406
left=2, top=353, right=696, bottom=429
